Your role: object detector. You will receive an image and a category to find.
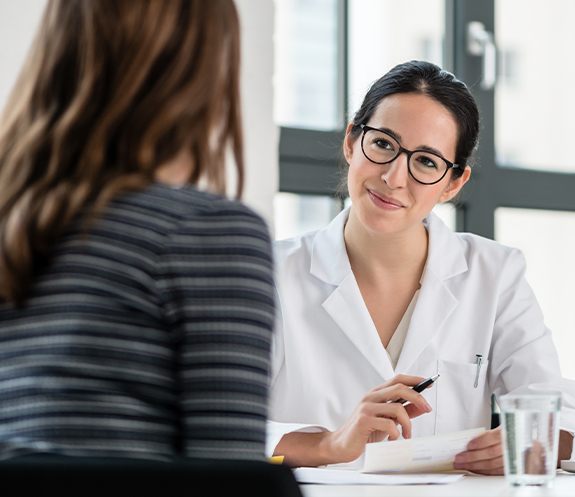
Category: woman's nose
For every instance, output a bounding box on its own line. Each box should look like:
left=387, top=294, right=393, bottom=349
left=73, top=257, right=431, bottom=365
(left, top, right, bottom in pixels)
left=380, top=152, right=409, bottom=188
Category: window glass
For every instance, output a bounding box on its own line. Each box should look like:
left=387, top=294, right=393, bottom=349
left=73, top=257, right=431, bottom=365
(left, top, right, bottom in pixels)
left=495, top=0, right=575, bottom=172
left=495, top=208, right=575, bottom=379
left=274, top=0, right=339, bottom=130
left=348, top=0, right=444, bottom=118
left=274, top=192, right=342, bottom=240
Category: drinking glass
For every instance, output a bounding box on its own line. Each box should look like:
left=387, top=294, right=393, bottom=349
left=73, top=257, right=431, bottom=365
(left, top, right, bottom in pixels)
left=499, top=393, right=561, bottom=486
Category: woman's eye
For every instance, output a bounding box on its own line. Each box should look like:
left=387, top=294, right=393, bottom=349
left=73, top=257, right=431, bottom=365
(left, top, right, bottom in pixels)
left=374, top=139, right=394, bottom=151
left=417, top=155, right=438, bottom=169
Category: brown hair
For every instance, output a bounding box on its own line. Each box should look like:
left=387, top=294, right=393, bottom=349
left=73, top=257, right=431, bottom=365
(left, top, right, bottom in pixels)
left=0, top=0, right=244, bottom=304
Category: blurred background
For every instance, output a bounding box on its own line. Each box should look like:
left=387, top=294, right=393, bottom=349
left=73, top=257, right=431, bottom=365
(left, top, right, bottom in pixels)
left=1, top=0, right=574, bottom=378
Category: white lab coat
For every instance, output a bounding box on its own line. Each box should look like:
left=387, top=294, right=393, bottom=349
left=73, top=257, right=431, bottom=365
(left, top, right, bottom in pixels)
left=267, top=207, right=575, bottom=455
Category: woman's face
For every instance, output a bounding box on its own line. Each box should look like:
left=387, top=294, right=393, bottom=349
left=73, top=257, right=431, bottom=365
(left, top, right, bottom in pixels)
left=344, top=92, right=470, bottom=236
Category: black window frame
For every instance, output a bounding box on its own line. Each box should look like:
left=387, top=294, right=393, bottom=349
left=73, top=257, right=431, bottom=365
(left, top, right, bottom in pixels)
left=278, top=0, right=575, bottom=238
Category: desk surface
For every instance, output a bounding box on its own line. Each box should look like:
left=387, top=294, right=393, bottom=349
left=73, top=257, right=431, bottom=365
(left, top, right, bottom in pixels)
left=300, top=472, right=575, bottom=497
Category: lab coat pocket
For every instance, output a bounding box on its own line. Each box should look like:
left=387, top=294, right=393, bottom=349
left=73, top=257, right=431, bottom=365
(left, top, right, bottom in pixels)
left=436, top=358, right=491, bottom=434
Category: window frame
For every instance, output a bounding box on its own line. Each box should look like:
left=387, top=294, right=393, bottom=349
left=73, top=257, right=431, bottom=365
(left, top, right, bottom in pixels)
left=278, top=0, right=575, bottom=238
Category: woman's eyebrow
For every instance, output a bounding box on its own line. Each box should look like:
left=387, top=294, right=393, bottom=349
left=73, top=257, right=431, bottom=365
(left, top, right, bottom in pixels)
left=374, top=126, right=402, bottom=142
left=417, top=144, right=449, bottom=158
left=373, top=125, right=448, bottom=158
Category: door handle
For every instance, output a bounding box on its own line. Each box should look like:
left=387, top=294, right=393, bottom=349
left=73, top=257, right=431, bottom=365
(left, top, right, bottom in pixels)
left=467, top=21, right=497, bottom=90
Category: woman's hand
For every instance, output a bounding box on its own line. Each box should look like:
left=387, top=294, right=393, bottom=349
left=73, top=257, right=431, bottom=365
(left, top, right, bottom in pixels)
left=453, top=427, right=504, bottom=475
left=452, top=428, right=572, bottom=475
left=322, top=374, right=433, bottom=463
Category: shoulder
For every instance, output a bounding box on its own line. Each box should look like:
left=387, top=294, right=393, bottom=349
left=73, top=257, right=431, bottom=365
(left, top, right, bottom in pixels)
left=427, top=212, right=521, bottom=266
left=137, top=184, right=267, bottom=227
left=272, top=230, right=322, bottom=295
left=458, top=230, right=517, bottom=253
left=273, top=229, right=317, bottom=269
left=117, top=184, right=271, bottom=243
left=147, top=187, right=275, bottom=303
left=273, top=207, right=349, bottom=266
left=450, top=230, right=527, bottom=288
left=456, top=231, right=524, bottom=267
left=425, top=212, right=526, bottom=284
left=102, top=185, right=273, bottom=274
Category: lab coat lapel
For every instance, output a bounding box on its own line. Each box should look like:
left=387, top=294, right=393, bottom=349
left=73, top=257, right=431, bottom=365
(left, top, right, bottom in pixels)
left=311, top=208, right=395, bottom=380
left=322, top=274, right=395, bottom=380
left=395, top=213, right=468, bottom=373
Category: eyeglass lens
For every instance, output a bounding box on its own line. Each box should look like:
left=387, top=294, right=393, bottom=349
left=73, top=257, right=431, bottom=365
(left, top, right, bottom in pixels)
left=362, top=128, right=449, bottom=184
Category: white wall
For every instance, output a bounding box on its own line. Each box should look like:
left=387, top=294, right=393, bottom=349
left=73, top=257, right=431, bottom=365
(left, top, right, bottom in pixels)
left=0, top=0, right=46, bottom=110
left=234, top=0, right=278, bottom=229
left=0, top=0, right=278, bottom=229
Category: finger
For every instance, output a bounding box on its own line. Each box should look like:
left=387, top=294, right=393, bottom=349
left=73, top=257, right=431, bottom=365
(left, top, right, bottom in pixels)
left=370, top=375, right=426, bottom=392
left=369, top=417, right=401, bottom=442
left=388, top=374, right=426, bottom=387
left=367, top=383, right=430, bottom=408
left=371, top=403, right=413, bottom=439
left=467, top=428, right=502, bottom=450
left=404, top=402, right=429, bottom=419
left=454, top=443, right=502, bottom=465
left=454, top=455, right=504, bottom=474
left=383, top=384, right=433, bottom=413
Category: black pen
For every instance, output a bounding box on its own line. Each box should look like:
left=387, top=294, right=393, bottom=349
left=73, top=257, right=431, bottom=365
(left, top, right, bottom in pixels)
left=393, top=373, right=440, bottom=406
left=412, top=373, right=440, bottom=393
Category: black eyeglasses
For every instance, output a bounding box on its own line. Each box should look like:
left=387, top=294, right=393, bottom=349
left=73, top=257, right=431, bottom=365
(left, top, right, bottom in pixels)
left=359, top=124, right=460, bottom=185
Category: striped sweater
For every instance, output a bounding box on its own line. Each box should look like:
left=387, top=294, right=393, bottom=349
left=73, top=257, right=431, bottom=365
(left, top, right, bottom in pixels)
left=0, top=184, right=275, bottom=462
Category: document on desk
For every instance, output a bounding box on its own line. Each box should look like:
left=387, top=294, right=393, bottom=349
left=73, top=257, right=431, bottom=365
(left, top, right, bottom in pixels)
left=293, top=428, right=483, bottom=485
left=363, top=427, right=486, bottom=473
left=294, top=467, right=464, bottom=485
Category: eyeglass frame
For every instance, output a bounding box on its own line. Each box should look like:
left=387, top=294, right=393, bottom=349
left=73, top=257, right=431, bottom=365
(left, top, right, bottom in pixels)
left=358, top=124, right=461, bottom=185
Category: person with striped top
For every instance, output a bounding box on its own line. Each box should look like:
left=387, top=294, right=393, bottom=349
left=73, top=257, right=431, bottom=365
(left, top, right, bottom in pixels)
left=0, top=0, right=275, bottom=462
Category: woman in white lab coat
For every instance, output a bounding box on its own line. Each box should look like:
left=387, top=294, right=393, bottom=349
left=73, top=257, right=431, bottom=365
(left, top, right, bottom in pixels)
left=268, top=60, right=574, bottom=473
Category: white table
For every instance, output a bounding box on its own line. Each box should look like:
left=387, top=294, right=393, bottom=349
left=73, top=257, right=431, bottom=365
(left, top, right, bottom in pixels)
left=300, top=472, right=575, bottom=497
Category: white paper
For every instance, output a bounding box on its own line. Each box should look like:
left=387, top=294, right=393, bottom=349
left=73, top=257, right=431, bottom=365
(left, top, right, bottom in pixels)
left=294, top=467, right=464, bottom=485
left=363, top=427, right=486, bottom=473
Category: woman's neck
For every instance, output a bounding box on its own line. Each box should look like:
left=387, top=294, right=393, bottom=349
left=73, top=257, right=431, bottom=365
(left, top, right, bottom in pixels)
left=343, top=209, right=429, bottom=285
left=155, top=149, right=194, bottom=186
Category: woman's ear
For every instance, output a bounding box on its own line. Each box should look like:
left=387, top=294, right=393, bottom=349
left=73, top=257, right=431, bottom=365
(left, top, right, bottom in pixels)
left=343, top=123, right=356, bottom=163
left=439, top=166, right=471, bottom=203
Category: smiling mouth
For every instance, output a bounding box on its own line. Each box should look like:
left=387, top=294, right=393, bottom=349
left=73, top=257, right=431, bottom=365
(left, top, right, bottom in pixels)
left=367, top=189, right=405, bottom=208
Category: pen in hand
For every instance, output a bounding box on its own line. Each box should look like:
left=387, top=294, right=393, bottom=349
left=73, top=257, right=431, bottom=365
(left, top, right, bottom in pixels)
left=394, top=373, right=440, bottom=406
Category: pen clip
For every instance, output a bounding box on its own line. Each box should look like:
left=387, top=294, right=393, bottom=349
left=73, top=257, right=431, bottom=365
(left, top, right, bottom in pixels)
left=473, top=354, right=483, bottom=388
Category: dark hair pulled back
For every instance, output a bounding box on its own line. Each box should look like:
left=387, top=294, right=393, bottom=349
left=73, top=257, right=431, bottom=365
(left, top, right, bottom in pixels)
left=350, top=60, right=480, bottom=176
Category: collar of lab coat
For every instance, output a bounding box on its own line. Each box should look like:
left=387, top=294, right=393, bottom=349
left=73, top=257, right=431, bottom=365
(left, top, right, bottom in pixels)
left=309, top=205, right=469, bottom=375
left=310, top=205, right=468, bottom=285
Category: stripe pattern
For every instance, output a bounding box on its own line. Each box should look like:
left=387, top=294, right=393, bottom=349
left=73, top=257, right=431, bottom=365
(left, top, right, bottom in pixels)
left=0, top=184, right=275, bottom=461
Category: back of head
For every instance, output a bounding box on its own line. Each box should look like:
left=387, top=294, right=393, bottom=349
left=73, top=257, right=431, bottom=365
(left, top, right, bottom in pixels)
left=350, top=60, right=480, bottom=176
left=0, top=0, right=243, bottom=304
